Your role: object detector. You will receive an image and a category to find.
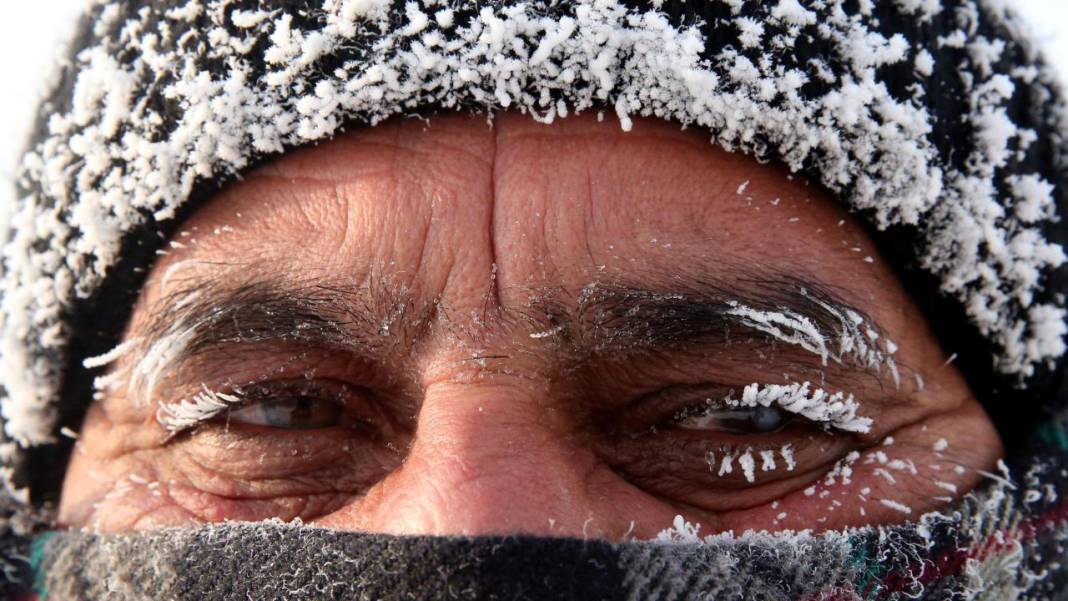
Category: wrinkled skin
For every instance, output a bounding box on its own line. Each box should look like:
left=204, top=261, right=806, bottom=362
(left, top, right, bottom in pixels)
left=59, top=113, right=1001, bottom=540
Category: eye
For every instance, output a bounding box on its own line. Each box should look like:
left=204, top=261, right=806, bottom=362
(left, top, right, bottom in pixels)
left=205, top=379, right=371, bottom=432
left=674, top=403, right=791, bottom=434
left=148, top=375, right=410, bottom=525
left=227, top=396, right=343, bottom=429
left=596, top=381, right=862, bottom=507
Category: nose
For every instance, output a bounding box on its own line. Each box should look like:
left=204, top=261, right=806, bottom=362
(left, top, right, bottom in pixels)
left=315, top=379, right=666, bottom=539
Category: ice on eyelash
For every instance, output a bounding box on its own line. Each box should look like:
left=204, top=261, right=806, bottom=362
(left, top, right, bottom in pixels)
left=716, top=381, right=872, bottom=433
left=717, top=453, right=734, bottom=477
left=89, top=323, right=954, bottom=529
left=156, top=384, right=243, bottom=432
left=879, top=499, right=913, bottom=515
left=760, top=450, right=776, bottom=471
left=739, top=449, right=756, bottom=483
left=708, top=443, right=796, bottom=483
left=780, top=444, right=796, bottom=471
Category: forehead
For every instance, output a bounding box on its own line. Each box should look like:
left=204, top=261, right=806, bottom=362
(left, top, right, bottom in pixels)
left=147, top=112, right=896, bottom=316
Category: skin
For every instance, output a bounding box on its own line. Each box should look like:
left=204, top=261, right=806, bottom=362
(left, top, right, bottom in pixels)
left=59, top=112, right=1002, bottom=540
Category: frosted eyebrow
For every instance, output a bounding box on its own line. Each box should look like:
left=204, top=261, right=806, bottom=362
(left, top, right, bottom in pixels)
left=120, top=271, right=898, bottom=409
left=529, top=276, right=900, bottom=381
left=129, top=275, right=424, bottom=398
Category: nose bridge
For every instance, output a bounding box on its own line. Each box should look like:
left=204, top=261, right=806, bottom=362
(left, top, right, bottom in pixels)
left=360, top=378, right=604, bottom=537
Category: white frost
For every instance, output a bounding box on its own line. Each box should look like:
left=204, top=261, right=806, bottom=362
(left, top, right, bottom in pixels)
left=726, top=382, right=872, bottom=433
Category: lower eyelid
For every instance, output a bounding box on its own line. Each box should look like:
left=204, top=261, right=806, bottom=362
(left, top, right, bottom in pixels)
left=598, top=428, right=847, bottom=486
left=174, top=426, right=397, bottom=481
left=163, top=480, right=362, bottom=524
left=165, top=448, right=400, bottom=511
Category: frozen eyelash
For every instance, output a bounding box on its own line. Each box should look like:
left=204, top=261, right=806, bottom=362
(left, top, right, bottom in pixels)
left=706, top=443, right=797, bottom=483
left=156, top=384, right=243, bottom=433
left=723, top=381, right=872, bottom=434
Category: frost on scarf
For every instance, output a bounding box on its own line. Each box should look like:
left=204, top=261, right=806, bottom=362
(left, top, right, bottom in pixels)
left=21, top=469, right=1068, bottom=600
left=0, top=0, right=1066, bottom=519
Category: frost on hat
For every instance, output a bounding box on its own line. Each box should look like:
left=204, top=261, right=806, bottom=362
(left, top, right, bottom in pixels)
left=1, top=0, right=1067, bottom=589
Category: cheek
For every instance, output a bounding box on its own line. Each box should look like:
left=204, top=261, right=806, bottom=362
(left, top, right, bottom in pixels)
left=59, top=442, right=189, bottom=531
left=58, top=404, right=161, bottom=529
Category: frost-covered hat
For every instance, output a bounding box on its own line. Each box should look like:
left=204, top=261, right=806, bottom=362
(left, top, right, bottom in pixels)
left=4, top=0, right=1068, bottom=598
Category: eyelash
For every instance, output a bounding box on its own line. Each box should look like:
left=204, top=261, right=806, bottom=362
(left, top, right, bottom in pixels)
left=691, top=382, right=871, bottom=434
left=192, top=377, right=860, bottom=447
left=156, top=379, right=356, bottom=434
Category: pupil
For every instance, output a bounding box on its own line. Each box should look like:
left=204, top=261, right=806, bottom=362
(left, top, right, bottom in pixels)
left=750, top=405, right=783, bottom=432
left=262, top=397, right=340, bottom=428
left=292, top=396, right=315, bottom=417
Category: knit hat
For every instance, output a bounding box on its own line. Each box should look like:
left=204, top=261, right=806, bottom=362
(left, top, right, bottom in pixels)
left=3, top=0, right=1068, bottom=598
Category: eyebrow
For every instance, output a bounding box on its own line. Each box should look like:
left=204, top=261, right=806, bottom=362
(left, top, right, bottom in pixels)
left=539, top=275, right=899, bottom=378
left=123, top=274, right=424, bottom=402
left=119, top=266, right=898, bottom=408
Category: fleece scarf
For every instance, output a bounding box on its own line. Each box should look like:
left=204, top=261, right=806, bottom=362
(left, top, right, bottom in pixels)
left=3, top=0, right=1068, bottom=599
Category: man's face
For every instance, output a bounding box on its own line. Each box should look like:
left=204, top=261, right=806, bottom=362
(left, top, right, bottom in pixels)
left=59, top=113, right=1000, bottom=539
